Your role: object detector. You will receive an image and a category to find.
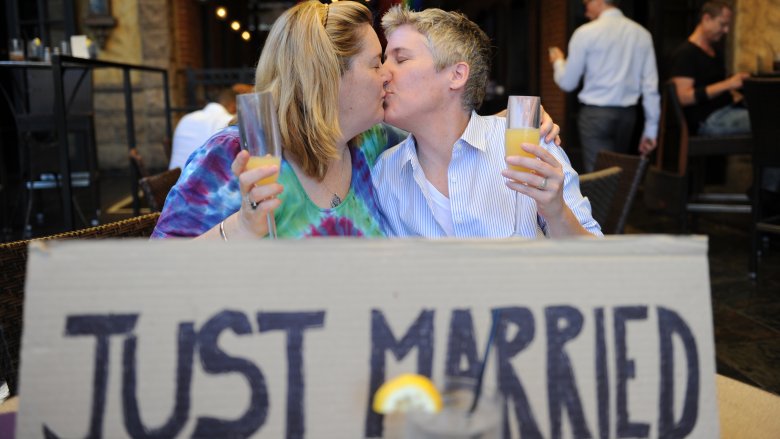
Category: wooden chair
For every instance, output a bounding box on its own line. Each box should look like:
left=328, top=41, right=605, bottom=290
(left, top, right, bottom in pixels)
left=647, top=81, right=752, bottom=232
left=129, top=148, right=181, bottom=212
left=139, top=167, right=181, bottom=212
left=743, top=78, right=780, bottom=279
left=593, top=151, right=650, bottom=234
left=0, top=212, right=160, bottom=396
left=579, top=166, right=623, bottom=229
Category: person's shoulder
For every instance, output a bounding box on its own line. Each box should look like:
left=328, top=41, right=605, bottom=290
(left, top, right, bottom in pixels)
left=574, top=20, right=599, bottom=36
left=191, top=125, right=241, bottom=163
left=622, top=15, right=652, bottom=37
left=471, top=112, right=506, bottom=136
left=177, top=109, right=203, bottom=125
left=671, top=41, right=697, bottom=58
left=377, top=135, right=409, bottom=161
left=375, top=133, right=413, bottom=171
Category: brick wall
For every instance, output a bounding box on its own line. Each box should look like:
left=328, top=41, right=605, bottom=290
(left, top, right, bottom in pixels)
left=539, top=0, right=569, bottom=133
left=170, top=0, right=203, bottom=110
left=171, top=0, right=203, bottom=70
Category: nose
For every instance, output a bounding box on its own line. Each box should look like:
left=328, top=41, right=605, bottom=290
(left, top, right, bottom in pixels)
left=380, top=65, right=392, bottom=83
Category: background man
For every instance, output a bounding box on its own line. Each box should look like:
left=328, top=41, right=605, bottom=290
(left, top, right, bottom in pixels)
left=373, top=6, right=600, bottom=239
left=669, top=0, right=749, bottom=136
left=169, top=84, right=252, bottom=170
left=549, top=0, right=659, bottom=172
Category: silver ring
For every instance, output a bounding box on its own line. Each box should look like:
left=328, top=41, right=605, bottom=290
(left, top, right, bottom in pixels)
left=537, top=176, right=548, bottom=191
left=246, top=194, right=259, bottom=210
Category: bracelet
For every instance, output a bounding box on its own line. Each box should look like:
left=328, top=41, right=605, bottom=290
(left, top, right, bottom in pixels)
left=219, top=220, right=228, bottom=242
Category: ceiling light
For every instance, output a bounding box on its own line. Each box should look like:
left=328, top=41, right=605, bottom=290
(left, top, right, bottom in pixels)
left=230, top=21, right=241, bottom=31
left=216, top=7, right=227, bottom=19
left=241, top=31, right=251, bottom=41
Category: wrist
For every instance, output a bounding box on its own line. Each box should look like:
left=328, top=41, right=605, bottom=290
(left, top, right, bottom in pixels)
left=233, top=212, right=267, bottom=240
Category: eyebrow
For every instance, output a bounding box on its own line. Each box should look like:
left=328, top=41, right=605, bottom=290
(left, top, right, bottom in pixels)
left=386, top=47, right=410, bottom=58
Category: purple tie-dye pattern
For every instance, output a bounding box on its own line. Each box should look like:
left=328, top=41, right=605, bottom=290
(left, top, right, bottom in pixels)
left=307, top=216, right=364, bottom=237
left=151, top=125, right=389, bottom=239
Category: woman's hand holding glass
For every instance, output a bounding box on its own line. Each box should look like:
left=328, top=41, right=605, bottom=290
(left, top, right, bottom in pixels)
left=235, top=92, right=284, bottom=238
left=502, top=96, right=567, bottom=227
left=502, top=144, right=566, bottom=219
left=539, top=105, right=561, bottom=146
left=231, top=150, right=283, bottom=238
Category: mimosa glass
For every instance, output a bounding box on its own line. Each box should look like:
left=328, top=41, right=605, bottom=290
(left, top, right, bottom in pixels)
left=505, top=96, right=541, bottom=236
left=236, top=92, right=283, bottom=238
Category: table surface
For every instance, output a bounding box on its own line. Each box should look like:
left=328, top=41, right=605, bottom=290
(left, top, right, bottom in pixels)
left=1, top=375, right=778, bottom=437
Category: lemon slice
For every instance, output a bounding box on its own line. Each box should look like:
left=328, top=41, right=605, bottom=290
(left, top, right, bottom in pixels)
left=372, top=373, right=443, bottom=414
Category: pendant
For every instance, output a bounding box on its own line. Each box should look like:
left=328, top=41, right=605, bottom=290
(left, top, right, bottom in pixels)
left=330, top=193, right=342, bottom=208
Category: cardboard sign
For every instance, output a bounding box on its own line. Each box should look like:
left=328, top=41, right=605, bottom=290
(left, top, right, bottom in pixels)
left=18, top=237, right=718, bottom=438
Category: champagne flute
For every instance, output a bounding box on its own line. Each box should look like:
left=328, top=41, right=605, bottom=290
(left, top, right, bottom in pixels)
left=504, top=96, right=541, bottom=236
left=236, top=92, right=283, bottom=238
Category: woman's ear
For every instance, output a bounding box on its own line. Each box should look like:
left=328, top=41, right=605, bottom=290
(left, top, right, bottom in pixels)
left=449, top=62, right=470, bottom=91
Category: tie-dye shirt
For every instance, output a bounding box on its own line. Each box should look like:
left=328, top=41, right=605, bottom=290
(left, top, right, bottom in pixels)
left=152, top=124, right=401, bottom=238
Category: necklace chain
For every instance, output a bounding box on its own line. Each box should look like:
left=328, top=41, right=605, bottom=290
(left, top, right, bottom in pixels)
left=323, top=148, right=348, bottom=208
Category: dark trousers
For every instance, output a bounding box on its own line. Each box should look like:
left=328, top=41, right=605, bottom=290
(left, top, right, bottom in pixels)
left=578, top=105, right=637, bottom=172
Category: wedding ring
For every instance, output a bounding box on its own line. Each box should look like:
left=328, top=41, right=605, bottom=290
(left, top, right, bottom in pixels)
left=537, top=176, right=548, bottom=191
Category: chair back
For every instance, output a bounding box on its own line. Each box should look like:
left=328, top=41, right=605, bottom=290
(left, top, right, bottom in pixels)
left=579, top=166, right=623, bottom=229
left=647, top=81, right=752, bottom=231
left=0, top=212, right=160, bottom=395
left=743, top=77, right=780, bottom=277
left=657, top=80, right=690, bottom=176
left=594, top=151, right=650, bottom=234
left=139, top=168, right=181, bottom=212
left=744, top=78, right=780, bottom=167
left=128, top=147, right=150, bottom=179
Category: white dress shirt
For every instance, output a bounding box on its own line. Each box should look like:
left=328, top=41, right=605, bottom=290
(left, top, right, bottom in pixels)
left=372, top=113, right=602, bottom=238
left=553, top=8, right=660, bottom=139
left=169, top=103, right=233, bottom=170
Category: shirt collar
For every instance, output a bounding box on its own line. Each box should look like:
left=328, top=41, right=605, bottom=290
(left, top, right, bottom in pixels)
left=397, top=111, right=487, bottom=168
left=600, top=8, right=623, bottom=19
left=459, top=111, right=489, bottom=152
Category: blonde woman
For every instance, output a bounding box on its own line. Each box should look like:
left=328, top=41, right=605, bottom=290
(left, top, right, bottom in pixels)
left=152, top=1, right=558, bottom=239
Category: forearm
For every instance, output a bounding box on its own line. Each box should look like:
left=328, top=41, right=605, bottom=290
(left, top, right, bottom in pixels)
left=552, top=59, right=580, bottom=92
left=703, top=80, right=735, bottom=101
left=543, top=207, right=594, bottom=238
left=678, top=79, right=734, bottom=107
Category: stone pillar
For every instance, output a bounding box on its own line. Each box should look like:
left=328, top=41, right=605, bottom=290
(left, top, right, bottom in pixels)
left=92, top=0, right=172, bottom=171
left=734, top=0, right=780, bottom=74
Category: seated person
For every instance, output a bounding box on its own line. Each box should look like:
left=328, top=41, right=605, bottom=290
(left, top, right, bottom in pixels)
left=373, top=6, right=600, bottom=238
left=168, top=84, right=252, bottom=170
left=670, top=1, right=779, bottom=199
left=669, top=1, right=749, bottom=136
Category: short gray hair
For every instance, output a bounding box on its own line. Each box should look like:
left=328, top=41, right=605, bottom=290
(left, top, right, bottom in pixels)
left=382, top=6, right=492, bottom=111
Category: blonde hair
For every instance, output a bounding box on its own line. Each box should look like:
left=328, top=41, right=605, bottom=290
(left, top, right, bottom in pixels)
left=254, top=1, right=372, bottom=179
left=382, top=6, right=491, bottom=111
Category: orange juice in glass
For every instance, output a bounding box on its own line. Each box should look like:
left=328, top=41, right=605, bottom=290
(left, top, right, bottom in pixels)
left=246, top=155, right=282, bottom=186
left=504, top=127, right=540, bottom=174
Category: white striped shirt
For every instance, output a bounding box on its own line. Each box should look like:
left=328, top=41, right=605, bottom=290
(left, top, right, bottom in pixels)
left=372, top=112, right=602, bottom=238
left=552, top=8, right=660, bottom=139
